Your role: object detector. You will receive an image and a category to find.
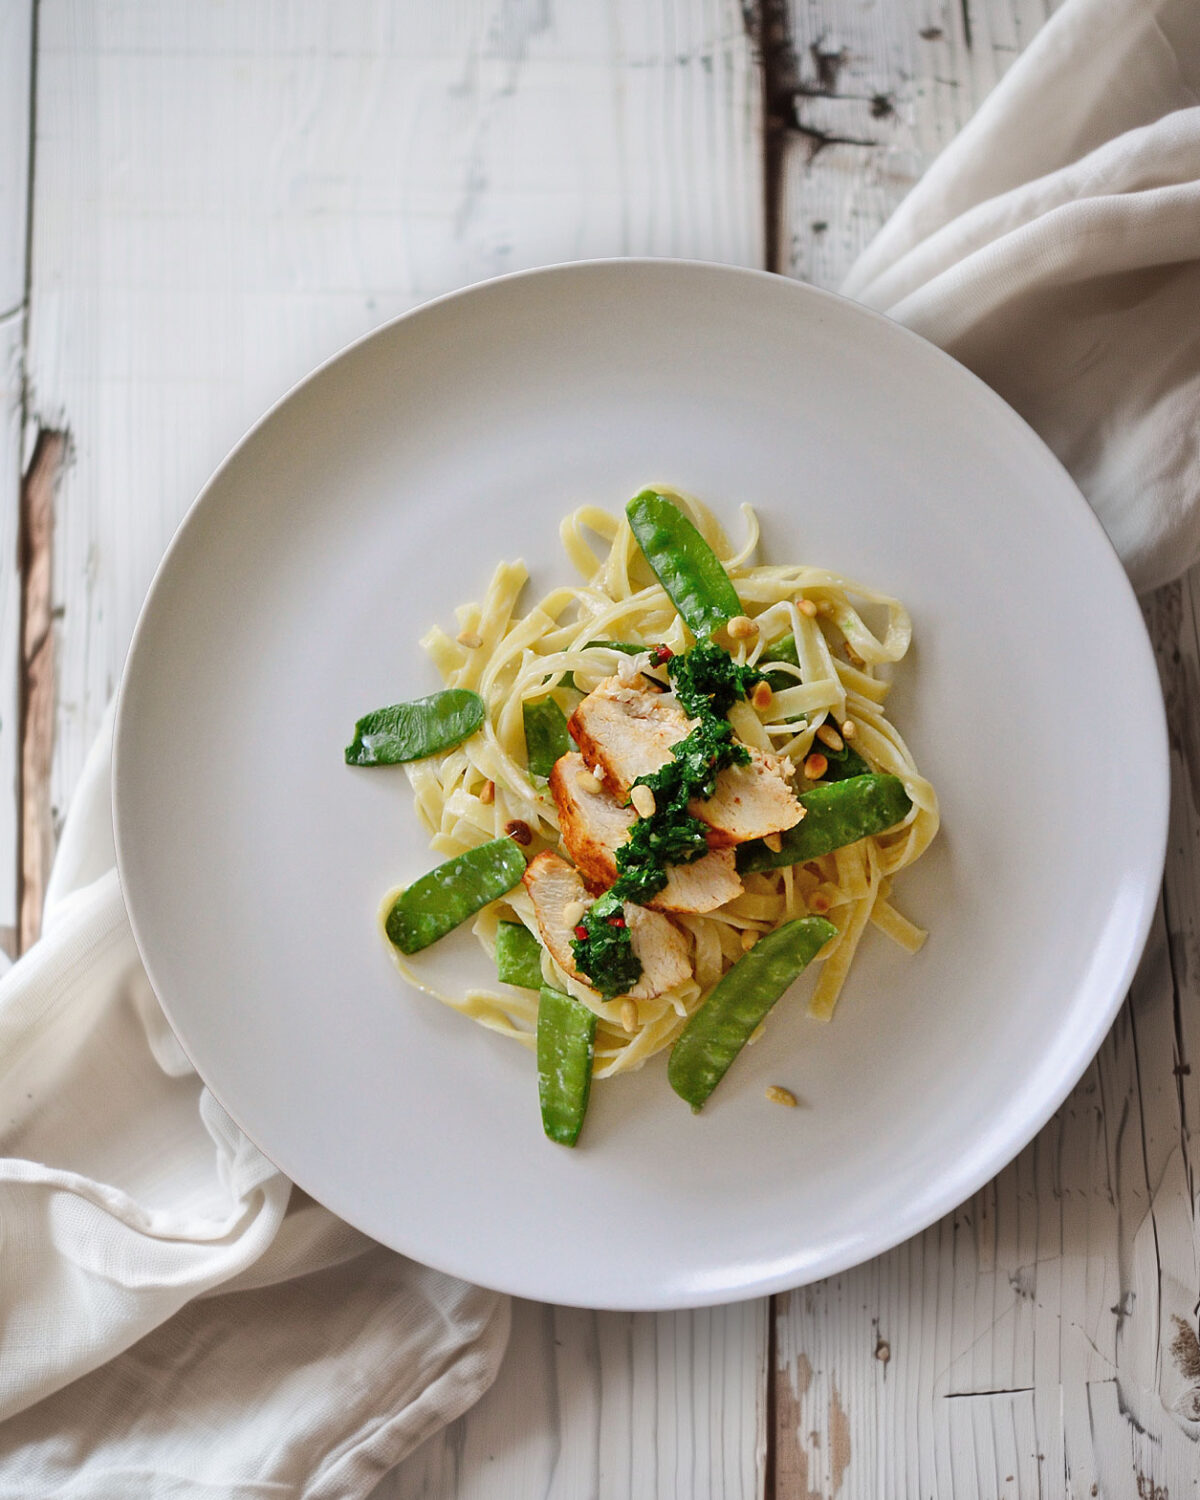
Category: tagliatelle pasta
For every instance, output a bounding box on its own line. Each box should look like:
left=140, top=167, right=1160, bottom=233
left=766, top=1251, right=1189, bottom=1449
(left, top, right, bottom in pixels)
left=386, top=491, right=939, bottom=1080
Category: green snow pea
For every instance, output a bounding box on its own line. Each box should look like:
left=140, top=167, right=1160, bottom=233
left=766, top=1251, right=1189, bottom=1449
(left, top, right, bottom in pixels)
left=385, top=838, right=527, bottom=955
left=626, top=490, right=742, bottom=639
left=537, top=985, right=597, bottom=1147
left=522, top=696, right=572, bottom=779
left=736, top=774, right=911, bottom=874
left=495, top=921, right=545, bottom=990
left=816, top=726, right=872, bottom=782
left=345, top=689, right=484, bottom=766
left=667, top=917, right=837, bottom=1111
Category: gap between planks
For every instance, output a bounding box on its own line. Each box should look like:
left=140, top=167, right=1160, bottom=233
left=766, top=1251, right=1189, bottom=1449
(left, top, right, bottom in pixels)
left=17, top=428, right=66, bottom=953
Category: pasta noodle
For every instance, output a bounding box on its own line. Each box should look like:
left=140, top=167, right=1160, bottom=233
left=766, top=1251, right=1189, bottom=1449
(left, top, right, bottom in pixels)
left=398, top=492, right=939, bottom=1078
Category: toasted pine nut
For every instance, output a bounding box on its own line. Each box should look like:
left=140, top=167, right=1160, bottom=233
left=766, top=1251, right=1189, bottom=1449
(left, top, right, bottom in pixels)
left=763, top=833, right=782, bottom=853
left=621, top=1000, right=639, bottom=1034
left=578, top=771, right=602, bottom=795
left=727, top=614, right=758, bottom=640
left=456, top=629, right=482, bottom=649
left=630, top=784, right=656, bottom=818
left=803, top=752, right=828, bottom=781
left=844, top=642, right=865, bottom=668
left=808, top=891, right=832, bottom=915
left=740, top=928, right=760, bottom=952
left=479, top=779, right=495, bottom=805
left=816, top=723, right=844, bottom=752
left=562, top=899, right=586, bottom=928
left=504, top=819, right=532, bottom=845
left=841, top=719, right=857, bottom=739
left=798, top=598, right=818, bottom=618
left=751, top=680, right=773, bottom=711
left=765, top=1085, right=798, bottom=1107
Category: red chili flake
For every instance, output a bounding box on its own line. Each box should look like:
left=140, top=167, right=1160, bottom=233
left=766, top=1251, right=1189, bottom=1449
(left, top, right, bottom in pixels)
left=652, top=644, right=673, bottom=664
left=574, top=925, right=589, bottom=941
left=607, top=915, right=626, bottom=928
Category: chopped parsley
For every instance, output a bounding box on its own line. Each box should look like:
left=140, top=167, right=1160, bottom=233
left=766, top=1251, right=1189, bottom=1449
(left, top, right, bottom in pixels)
left=571, top=641, right=764, bottom=999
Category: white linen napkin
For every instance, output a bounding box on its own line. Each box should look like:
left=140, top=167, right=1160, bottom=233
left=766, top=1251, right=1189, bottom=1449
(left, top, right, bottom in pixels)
left=0, top=709, right=509, bottom=1497
left=2, top=0, right=1197, bottom=1491
left=843, top=0, right=1200, bottom=592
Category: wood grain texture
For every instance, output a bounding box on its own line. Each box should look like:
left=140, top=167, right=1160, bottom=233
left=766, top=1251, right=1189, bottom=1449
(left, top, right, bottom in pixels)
left=379, top=1299, right=768, bottom=1500
left=771, top=6, right=1198, bottom=1494
left=22, top=4, right=768, bottom=1497
left=27, top=0, right=762, bottom=832
left=0, top=0, right=33, bottom=958
left=777, top=0, right=1060, bottom=285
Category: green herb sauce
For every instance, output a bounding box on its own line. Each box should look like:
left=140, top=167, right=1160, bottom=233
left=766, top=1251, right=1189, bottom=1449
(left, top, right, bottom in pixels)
left=570, top=641, right=763, bottom=998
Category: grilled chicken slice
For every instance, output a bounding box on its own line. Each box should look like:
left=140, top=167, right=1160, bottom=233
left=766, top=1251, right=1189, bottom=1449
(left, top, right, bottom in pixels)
left=550, top=753, right=743, bottom=914
left=522, top=851, right=692, bottom=1000
left=567, top=675, right=803, bottom=848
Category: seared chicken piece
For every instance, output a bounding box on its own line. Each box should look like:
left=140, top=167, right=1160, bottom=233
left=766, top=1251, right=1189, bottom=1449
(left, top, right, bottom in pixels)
left=567, top=676, right=803, bottom=848
left=550, top=753, right=743, bottom=914
left=522, top=851, right=692, bottom=1000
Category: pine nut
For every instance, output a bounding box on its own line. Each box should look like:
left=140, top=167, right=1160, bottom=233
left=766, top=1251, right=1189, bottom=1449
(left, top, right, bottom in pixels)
left=727, top=615, right=758, bottom=640
left=841, top=719, right=857, bottom=739
left=504, top=819, right=532, bottom=845
left=456, top=629, right=482, bottom=649
left=765, top=1085, right=798, bottom=1107
left=621, top=1000, right=639, bottom=1034
left=816, top=723, right=844, bottom=752
left=562, top=899, right=586, bottom=928
left=803, top=752, right=828, bottom=781
left=751, top=680, right=773, bottom=712
left=808, top=891, right=832, bottom=915
left=479, top=779, right=495, bottom=805
left=630, top=784, right=656, bottom=818
left=763, top=833, right=782, bottom=853
left=740, top=928, right=760, bottom=952
left=798, top=598, right=818, bottom=618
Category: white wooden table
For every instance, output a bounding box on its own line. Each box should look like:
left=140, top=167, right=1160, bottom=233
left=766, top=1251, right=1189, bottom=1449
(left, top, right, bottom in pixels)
left=5, top=3, right=1199, bottom=1495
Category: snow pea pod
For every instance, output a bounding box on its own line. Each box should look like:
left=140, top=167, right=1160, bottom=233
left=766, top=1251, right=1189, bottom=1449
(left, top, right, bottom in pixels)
left=385, top=838, right=527, bottom=954
left=522, top=696, right=571, bottom=779
left=817, top=729, right=872, bottom=782
left=667, top=917, right=837, bottom=1111
left=537, top=984, right=597, bottom=1146
left=495, top=920, right=545, bottom=989
left=626, top=490, right=742, bottom=639
left=345, top=689, right=484, bottom=766
left=736, top=774, right=911, bottom=874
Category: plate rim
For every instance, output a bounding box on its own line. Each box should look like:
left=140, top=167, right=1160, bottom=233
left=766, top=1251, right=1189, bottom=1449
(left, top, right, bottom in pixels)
left=112, top=258, right=1170, bottom=1309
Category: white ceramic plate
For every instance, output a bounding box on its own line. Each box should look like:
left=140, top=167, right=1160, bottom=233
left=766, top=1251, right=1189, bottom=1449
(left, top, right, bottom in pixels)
left=114, top=261, right=1167, bottom=1310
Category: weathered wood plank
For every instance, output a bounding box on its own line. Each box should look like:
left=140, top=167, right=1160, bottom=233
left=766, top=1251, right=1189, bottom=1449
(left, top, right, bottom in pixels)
left=24, top=4, right=768, bottom=1497
left=379, top=1299, right=768, bottom=1500
left=28, top=0, right=762, bottom=836
left=770, top=2, right=1200, bottom=1494
left=0, top=0, right=34, bottom=958
left=775, top=0, right=1061, bottom=283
